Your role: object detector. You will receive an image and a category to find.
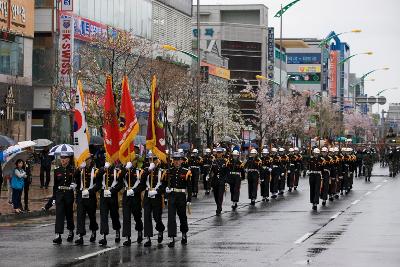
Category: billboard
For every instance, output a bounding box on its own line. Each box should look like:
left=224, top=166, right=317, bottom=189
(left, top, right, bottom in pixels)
left=157, top=0, right=192, bottom=17
left=287, top=53, right=321, bottom=64
left=59, top=13, right=74, bottom=86
left=0, top=0, right=34, bottom=37
left=329, top=51, right=338, bottom=97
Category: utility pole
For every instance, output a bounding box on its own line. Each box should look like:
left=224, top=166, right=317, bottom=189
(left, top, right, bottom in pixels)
left=196, top=0, right=201, bottom=150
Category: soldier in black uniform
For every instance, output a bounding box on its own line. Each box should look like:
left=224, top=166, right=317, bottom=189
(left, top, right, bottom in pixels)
left=226, top=150, right=245, bottom=209
left=341, top=148, right=352, bottom=195
left=364, top=150, right=374, bottom=182
left=270, top=148, right=280, bottom=199
left=328, top=147, right=338, bottom=201
left=188, top=149, right=202, bottom=198
left=244, top=149, right=261, bottom=205
left=202, top=148, right=214, bottom=195
left=121, top=160, right=144, bottom=247
left=287, top=148, right=296, bottom=192
left=208, top=147, right=228, bottom=215
left=260, top=148, right=272, bottom=202
left=293, top=147, right=303, bottom=190
left=74, top=156, right=99, bottom=245
left=141, top=152, right=166, bottom=247
left=320, top=147, right=330, bottom=206
left=163, top=152, right=192, bottom=247
left=95, top=162, right=123, bottom=246
left=53, top=153, right=76, bottom=244
left=308, top=148, right=324, bottom=211
left=278, top=148, right=289, bottom=195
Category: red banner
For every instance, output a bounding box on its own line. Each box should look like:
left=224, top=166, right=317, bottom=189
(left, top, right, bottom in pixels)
left=146, top=75, right=167, bottom=163
left=103, top=76, right=120, bottom=163
left=119, top=76, right=139, bottom=164
left=329, top=51, right=338, bottom=98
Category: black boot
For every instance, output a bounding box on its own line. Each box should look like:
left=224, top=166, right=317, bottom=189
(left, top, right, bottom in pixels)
left=99, top=235, right=107, bottom=246
left=322, top=201, right=326, bottom=206
left=181, top=233, right=187, bottom=245
left=137, top=231, right=143, bottom=244
left=231, top=202, right=238, bottom=210
left=53, top=234, right=62, bottom=245
left=89, top=231, right=96, bottom=243
left=168, top=237, right=175, bottom=248
left=329, top=196, right=334, bottom=201
left=158, top=232, right=163, bottom=244
left=115, top=230, right=121, bottom=243
left=75, top=235, right=84, bottom=246
left=144, top=237, right=151, bottom=247
left=288, top=188, right=292, bottom=192
left=216, top=209, right=221, bottom=215
left=67, top=231, right=74, bottom=242
left=123, top=237, right=131, bottom=247
left=294, top=186, right=297, bottom=191
left=250, top=199, right=255, bottom=206
left=312, top=204, right=317, bottom=211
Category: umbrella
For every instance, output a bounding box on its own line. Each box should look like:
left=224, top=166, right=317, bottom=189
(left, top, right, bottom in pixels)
left=90, top=135, right=104, bottom=146
left=336, top=136, right=346, bottom=142
left=49, top=144, right=74, bottom=156
left=33, top=139, right=53, bottom=147
left=2, top=150, right=33, bottom=177
left=179, top=142, right=191, bottom=151
left=18, top=140, right=36, bottom=149
left=0, top=135, right=16, bottom=148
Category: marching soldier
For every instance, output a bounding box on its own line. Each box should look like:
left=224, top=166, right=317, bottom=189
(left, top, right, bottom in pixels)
left=387, top=147, right=395, bottom=177
left=278, top=148, right=289, bottom=195
left=202, top=148, right=214, bottom=195
left=163, top=152, right=192, bottom=247
left=260, top=148, right=272, bottom=202
left=287, top=148, right=296, bottom=192
left=320, top=147, right=330, bottom=206
left=188, top=149, right=202, bottom=198
left=364, top=150, right=374, bottom=182
left=270, top=148, right=280, bottom=199
left=141, top=152, right=166, bottom=247
left=328, top=147, right=338, bottom=201
left=293, top=147, right=303, bottom=190
left=209, top=147, right=228, bottom=215
left=308, top=148, right=324, bottom=211
left=74, top=155, right=99, bottom=245
left=121, top=161, right=144, bottom=247
left=226, top=150, right=245, bottom=209
left=96, top=162, right=123, bottom=246
left=244, top=149, right=261, bottom=205
left=53, top=153, right=76, bottom=245
left=341, top=148, right=352, bottom=195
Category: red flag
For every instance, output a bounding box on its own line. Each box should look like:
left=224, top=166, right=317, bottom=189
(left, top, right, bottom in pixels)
left=119, top=76, right=139, bottom=164
left=146, top=75, right=167, bottom=163
left=103, top=76, right=120, bottom=163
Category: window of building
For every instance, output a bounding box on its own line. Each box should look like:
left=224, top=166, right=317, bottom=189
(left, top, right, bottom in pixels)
left=35, top=0, right=53, bottom=8
left=0, top=35, right=24, bottom=76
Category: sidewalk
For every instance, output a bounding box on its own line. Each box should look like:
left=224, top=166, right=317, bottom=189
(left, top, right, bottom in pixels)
left=0, top=164, right=55, bottom=222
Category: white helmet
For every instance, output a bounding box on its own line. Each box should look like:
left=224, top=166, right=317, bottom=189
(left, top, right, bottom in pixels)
left=250, top=149, right=258, bottom=154
left=212, top=148, right=217, bottom=153
left=333, top=147, right=339, bottom=152
left=192, top=149, right=198, bottom=153
left=348, top=148, right=353, bottom=152
left=178, top=148, right=184, bottom=153
left=262, top=148, right=269, bottom=154
left=294, top=147, right=299, bottom=151
left=289, top=148, right=294, bottom=152
left=232, top=150, right=239, bottom=156
left=313, top=148, right=320, bottom=154
left=271, top=147, right=277, bottom=152
left=321, top=147, right=328, bottom=152
left=278, top=148, right=285, bottom=152
left=205, top=148, right=211, bottom=153
left=328, top=147, right=334, bottom=152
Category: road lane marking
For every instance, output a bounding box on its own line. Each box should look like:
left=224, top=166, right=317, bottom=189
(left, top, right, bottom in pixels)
left=351, top=200, right=360, bottom=205
left=330, top=212, right=341, bottom=220
left=365, top=191, right=371, bottom=196
left=384, top=179, right=388, bottom=183
left=35, top=223, right=55, bottom=228
left=294, top=232, right=313, bottom=244
left=76, top=246, right=119, bottom=260
left=374, top=185, right=382, bottom=190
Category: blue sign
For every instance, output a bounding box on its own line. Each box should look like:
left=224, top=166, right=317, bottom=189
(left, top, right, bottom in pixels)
left=287, top=53, right=321, bottom=64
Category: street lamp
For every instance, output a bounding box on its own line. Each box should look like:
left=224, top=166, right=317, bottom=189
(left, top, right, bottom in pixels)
left=162, top=44, right=199, bottom=60
left=319, top=29, right=362, bottom=47
left=360, top=67, right=390, bottom=80
left=375, top=87, right=398, bottom=126
left=338, top=51, right=373, bottom=65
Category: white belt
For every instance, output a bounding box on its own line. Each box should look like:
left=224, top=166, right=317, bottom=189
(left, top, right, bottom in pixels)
left=230, top=171, right=241, bottom=175
left=309, top=171, right=321, bottom=174
left=172, top=188, right=186, bottom=193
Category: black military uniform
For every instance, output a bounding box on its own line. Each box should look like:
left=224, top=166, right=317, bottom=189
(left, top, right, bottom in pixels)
left=270, top=151, right=281, bottom=198
left=260, top=152, right=272, bottom=201
left=74, top=162, right=99, bottom=245
left=287, top=152, right=297, bottom=192
left=244, top=152, right=261, bottom=205
left=320, top=151, right=331, bottom=206
left=279, top=151, right=289, bottom=195
left=53, top=161, right=75, bottom=244
left=209, top=151, right=228, bottom=214
left=294, top=152, right=303, bottom=190
left=95, top=164, right=123, bottom=246
left=308, top=152, right=324, bottom=210
left=342, top=152, right=352, bottom=194
left=188, top=152, right=203, bottom=198
left=201, top=151, right=214, bottom=194
left=121, top=164, right=143, bottom=246
left=364, top=151, right=374, bottom=182
left=328, top=151, right=339, bottom=201
left=226, top=153, right=245, bottom=209
left=141, top=161, right=166, bottom=247
left=163, top=155, right=192, bottom=247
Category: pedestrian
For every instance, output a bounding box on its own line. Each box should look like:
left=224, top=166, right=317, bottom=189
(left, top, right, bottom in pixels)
left=209, top=147, right=228, bottom=215
left=164, top=151, right=192, bottom=247
left=40, top=148, right=53, bottom=189
left=201, top=148, right=214, bottom=195
left=188, top=149, right=202, bottom=198
left=74, top=155, right=99, bottom=246
left=364, top=150, right=374, bottom=182
left=270, top=147, right=280, bottom=199
left=260, top=148, right=272, bottom=202
left=287, top=148, right=296, bottom=192
left=320, top=147, right=330, bottom=206
left=23, top=158, right=33, bottom=211
left=244, top=149, right=261, bottom=205
left=308, top=148, right=324, bottom=211
left=278, top=148, right=289, bottom=195
left=53, top=153, right=76, bottom=245
left=11, top=159, right=26, bottom=214
left=227, top=150, right=245, bottom=209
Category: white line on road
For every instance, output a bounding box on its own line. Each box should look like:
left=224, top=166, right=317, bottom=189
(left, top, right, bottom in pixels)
left=76, top=246, right=119, bottom=261
left=330, top=212, right=341, bottom=220
left=384, top=179, right=388, bottom=183
left=351, top=200, right=360, bottom=205
left=294, top=232, right=313, bottom=244
left=35, top=223, right=55, bottom=228
left=365, top=191, right=371, bottom=196
left=374, top=185, right=382, bottom=190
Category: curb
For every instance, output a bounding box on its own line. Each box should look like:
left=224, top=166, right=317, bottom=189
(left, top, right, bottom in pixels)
left=0, top=209, right=56, bottom=223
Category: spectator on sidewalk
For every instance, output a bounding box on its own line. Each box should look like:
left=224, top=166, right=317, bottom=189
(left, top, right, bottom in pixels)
left=11, top=159, right=26, bottom=214
left=40, top=149, right=53, bottom=189
left=23, top=158, right=33, bottom=212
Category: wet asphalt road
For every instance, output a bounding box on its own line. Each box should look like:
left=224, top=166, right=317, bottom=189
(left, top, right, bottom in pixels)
left=0, top=165, right=399, bottom=267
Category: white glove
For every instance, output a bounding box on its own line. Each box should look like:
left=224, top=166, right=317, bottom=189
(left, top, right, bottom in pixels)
left=104, top=162, right=111, bottom=169
left=287, top=170, right=291, bottom=174
left=281, top=173, right=285, bottom=176
left=80, top=162, right=86, bottom=169
left=268, top=168, right=272, bottom=172
left=148, top=190, right=157, bottom=198
left=206, top=175, right=210, bottom=181
left=149, top=162, right=156, bottom=171
left=126, top=162, right=132, bottom=169
left=52, top=199, right=56, bottom=205
left=126, top=189, right=134, bottom=196
left=104, top=189, right=111, bottom=197
left=82, top=189, right=89, bottom=198
left=70, top=183, right=77, bottom=190
left=187, top=202, right=191, bottom=206
left=165, top=187, right=172, bottom=193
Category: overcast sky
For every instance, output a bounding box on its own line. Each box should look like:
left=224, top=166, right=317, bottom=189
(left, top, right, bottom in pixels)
left=193, top=0, right=400, bottom=113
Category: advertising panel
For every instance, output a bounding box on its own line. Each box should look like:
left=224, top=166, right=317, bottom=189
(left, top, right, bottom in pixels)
left=61, top=0, right=73, bottom=11
left=201, top=62, right=230, bottom=80
left=73, top=14, right=108, bottom=42
left=298, top=66, right=321, bottom=73
left=59, top=13, right=74, bottom=86
left=0, top=0, right=34, bottom=37
left=287, top=53, right=321, bottom=64
left=329, top=51, right=338, bottom=97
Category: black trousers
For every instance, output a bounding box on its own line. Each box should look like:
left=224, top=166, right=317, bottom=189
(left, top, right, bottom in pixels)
left=278, top=172, right=286, bottom=191
left=202, top=166, right=211, bottom=191
left=122, top=192, right=143, bottom=238
left=320, top=172, right=330, bottom=201
left=99, top=191, right=121, bottom=235
left=270, top=168, right=280, bottom=194
left=55, top=190, right=75, bottom=234
left=309, top=173, right=321, bottom=205
left=260, top=170, right=270, bottom=198
left=40, top=167, right=51, bottom=187
left=212, top=182, right=225, bottom=212
left=287, top=169, right=295, bottom=188
left=247, top=172, right=259, bottom=200
left=191, top=167, right=200, bottom=194
left=143, top=192, right=164, bottom=237
left=228, top=175, right=241, bottom=202
left=167, top=192, right=188, bottom=237
left=294, top=169, right=301, bottom=187
left=76, top=193, right=98, bottom=236
left=23, top=182, right=30, bottom=209
left=329, top=177, right=338, bottom=196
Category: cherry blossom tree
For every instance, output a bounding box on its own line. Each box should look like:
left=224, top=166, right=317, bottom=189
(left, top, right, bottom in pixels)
left=344, top=110, right=375, bottom=142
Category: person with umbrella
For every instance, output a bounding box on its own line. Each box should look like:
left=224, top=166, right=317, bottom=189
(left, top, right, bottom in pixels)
left=11, top=159, right=26, bottom=213
left=39, top=148, right=53, bottom=189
